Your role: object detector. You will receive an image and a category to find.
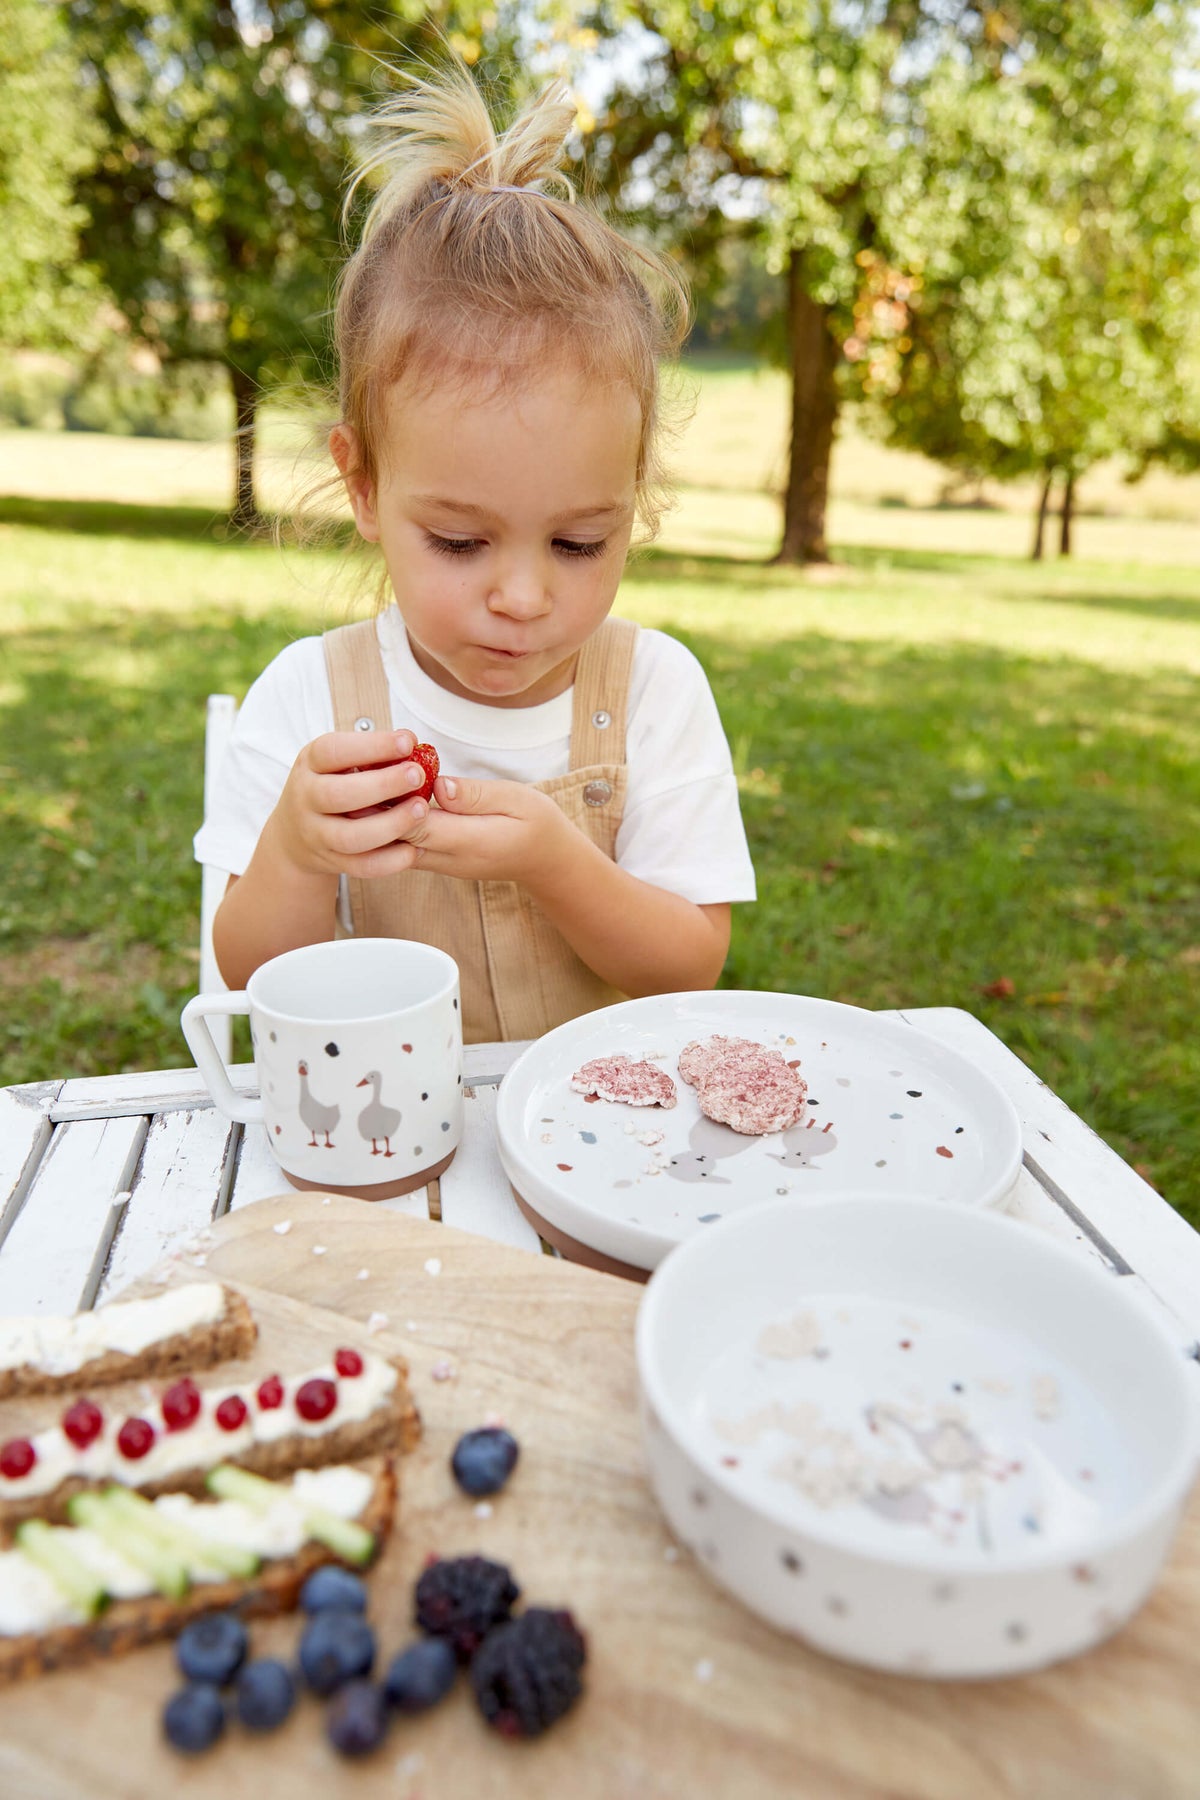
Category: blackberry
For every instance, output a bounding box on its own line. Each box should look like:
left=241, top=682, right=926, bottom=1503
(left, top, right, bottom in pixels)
left=470, top=1608, right=587, bottom=1739
left=414, top=1555, right=520, bottom=1662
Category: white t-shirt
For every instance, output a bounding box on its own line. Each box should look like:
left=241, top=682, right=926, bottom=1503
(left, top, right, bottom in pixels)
left=194, top=608, right=756, bottom=907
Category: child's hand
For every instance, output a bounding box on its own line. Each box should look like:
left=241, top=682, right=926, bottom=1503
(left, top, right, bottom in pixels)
left=389, top=774, right=571, bottom=886
left=265, top=728, right=440, bottom=878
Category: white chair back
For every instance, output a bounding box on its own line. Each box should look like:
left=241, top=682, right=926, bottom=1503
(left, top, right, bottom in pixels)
left=199, top=694, right=239, bottom=1064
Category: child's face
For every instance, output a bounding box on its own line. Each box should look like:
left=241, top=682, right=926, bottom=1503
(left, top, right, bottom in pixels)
left=333, top=363, right=641, bottom=707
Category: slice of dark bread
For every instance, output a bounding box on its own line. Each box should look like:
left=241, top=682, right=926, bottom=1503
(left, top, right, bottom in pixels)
left=0, top=1366, right=421, bottom=1532
left=0, top=1288, right=258, bottom=1400
left=0, top=1457, right=397, bottom=1684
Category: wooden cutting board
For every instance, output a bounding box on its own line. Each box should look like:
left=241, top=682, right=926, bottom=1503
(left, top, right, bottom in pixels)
left=0, top=1193, right=1198, bottom=1800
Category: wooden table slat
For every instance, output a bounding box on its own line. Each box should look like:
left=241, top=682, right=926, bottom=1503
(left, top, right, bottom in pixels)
left=0, top=1116, right=148, bottom=1315
left=49, top=1064, right=258, bottom=1121
left=439, top=1080, right=542, bottom=1252
left=97, top=1109, right=237, bottom=1304
left=899, top=1007, right=1200, bottom=1335
left=0, top=1082, right=60, bottom=1231
left=228, top=1119, right=289, bottom=1211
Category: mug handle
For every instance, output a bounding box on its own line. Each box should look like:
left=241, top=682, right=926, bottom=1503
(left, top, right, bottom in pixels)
left=180, top=993, right=264, bottom=1125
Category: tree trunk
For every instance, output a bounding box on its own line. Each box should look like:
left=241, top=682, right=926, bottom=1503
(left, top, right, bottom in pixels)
left=772, top=251, right=839, bottom=565
left=1058, top=470, right=1075, bottom=557
left=228, top=361, right=262, bottom=531
left=1030, top=466, right=1054, bottom=561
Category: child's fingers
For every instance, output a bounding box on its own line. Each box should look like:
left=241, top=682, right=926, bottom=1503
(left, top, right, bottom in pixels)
left=342, top=838, right=425, bottom=879
left=306, top=727, right=417, bottom=774
left=322, top=796, right=429, bottom=859
left=432, top=774, right=522, bottom=814
left=322, top=760, right=429, bottom=818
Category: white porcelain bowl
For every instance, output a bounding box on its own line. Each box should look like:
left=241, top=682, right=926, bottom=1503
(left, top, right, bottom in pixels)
left=636, top=1196, right=1200, bottom=1678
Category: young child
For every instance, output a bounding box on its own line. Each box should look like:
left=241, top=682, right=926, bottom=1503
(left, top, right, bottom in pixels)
left=196, top=64, right=755, bottom=1045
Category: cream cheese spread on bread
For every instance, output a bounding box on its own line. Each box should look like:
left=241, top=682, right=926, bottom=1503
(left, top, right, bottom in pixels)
left=0, top=1285, right=227, bottom=1378
left=0, top=1355, right=397, bottom=1501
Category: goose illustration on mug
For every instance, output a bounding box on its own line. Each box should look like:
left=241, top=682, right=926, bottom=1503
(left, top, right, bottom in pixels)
left=182, top=938, right=463, bottom=1200
left=356, top=1071, right=401, bottom=1158
left=297, top=1060, right=340, bottom=1148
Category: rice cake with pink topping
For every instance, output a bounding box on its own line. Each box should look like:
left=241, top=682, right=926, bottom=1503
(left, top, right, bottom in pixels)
left=570, top=1054, right=677, bottom=1109
left=678, top=1035, right=808, bottom=1135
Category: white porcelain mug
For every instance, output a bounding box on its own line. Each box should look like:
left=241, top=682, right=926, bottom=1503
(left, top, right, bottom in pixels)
left=181, top=938, right=463, bottom=1199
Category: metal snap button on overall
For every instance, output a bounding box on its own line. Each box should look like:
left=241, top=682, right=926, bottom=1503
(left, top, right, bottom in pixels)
left=583, top=779, right=612, bottom=807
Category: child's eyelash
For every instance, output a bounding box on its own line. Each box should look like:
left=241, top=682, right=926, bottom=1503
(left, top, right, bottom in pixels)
left=424, top=534, right=607, bottom=560
left=425, top=534, right=480, bottom=557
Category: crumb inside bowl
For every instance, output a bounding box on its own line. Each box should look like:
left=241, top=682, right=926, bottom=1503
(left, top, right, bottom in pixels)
left=636, top=1195, right=1200, bottom=1678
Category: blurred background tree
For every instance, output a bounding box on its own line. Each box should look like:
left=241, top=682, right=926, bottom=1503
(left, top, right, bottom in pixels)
left=578, top=0, right=1200, bottom=561
left=64, top=1, right=515, bottom=528
left=7, top=0, right=1200, bottom=553
left=856, top=4, right=1200, bottom=559
left=0, top=0, right=99, bottom=348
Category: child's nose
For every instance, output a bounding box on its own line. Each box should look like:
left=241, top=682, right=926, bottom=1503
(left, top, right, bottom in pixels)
left=486, top=560, right=551, bottom=620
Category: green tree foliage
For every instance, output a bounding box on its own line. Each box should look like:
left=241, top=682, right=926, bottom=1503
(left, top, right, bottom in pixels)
left=584, top=1, right=1200, bottom=563
left=0, top=0, right=98, bottom=347
left=858, top=7, right=1200, bottom=555
left=65, top=2, right=504, bottom=525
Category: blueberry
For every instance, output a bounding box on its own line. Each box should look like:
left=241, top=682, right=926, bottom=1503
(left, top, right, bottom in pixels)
left=300, top=1565, right=368, bottom=1615
left=383, top=1637, right=458, bottom=1714
left=236, top=1658, right=296, bottom=1732
left=163, top=1682, right=225, bottom=1754
left=325, top=1679, right=389, bottom=1757
left=299, top=1609, right=376, bottom=1696
left=451, top=1427, right=520, bottom=1498
left=175, top=1611, right=249, bottom=1686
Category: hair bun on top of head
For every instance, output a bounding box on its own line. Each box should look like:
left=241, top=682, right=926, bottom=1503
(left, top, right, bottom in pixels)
left=348, top=64, right=577, bottom=243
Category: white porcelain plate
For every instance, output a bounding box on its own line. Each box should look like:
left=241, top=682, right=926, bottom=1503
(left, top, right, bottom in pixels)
left=494, top=992, right=1023, bottom=1272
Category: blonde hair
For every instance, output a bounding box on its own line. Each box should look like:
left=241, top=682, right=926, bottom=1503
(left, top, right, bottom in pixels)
left=332, top=61, right=690, bottom=541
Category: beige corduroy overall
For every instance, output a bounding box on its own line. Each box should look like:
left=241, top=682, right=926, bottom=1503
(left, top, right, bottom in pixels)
left=323, top=615, right=638, bottom=1044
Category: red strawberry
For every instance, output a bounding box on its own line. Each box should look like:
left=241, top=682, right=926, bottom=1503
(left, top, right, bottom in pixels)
left=410, top=741, right=439, bottom=803
left=345, top=737, right=440, bottom=819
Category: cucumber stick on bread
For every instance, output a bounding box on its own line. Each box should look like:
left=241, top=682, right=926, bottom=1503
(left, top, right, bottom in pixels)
left=0, top=1459, right=396, bottom=1684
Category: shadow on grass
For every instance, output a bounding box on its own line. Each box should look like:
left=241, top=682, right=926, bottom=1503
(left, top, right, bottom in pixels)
left=630, top=542, right=991, bottom=582
left=632, top=541, right=1200, bottom=624
left=0, top=492, right=359, bottom=552
left=0, top=493, right=235, bottom=543
left=1022, top=589, right=1200, bottom=625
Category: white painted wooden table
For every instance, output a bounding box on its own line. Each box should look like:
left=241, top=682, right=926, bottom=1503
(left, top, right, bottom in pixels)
left=2, top=1010, right=1199, bottom=1357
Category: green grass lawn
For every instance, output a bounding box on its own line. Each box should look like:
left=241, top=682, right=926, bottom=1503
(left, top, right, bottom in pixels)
left=1, top=377, right=1199, bottom=1226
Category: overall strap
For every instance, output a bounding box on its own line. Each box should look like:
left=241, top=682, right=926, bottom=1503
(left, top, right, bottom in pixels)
left=568, top=616, right=638, bottom=770
left=324, top=618, right=393, bottom=735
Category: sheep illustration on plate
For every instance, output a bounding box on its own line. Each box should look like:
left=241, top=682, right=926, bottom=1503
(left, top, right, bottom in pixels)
left=297, top=1060, right=339, bottom=1148
left=357, top=1071, right=401, bottom=1157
